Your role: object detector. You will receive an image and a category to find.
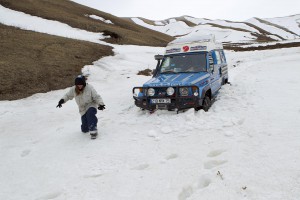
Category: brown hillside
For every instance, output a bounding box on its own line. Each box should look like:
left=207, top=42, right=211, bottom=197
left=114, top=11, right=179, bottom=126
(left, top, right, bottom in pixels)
left=0, top=24, right=113, bottom=100
left=224, top=42, right=300, bottom=51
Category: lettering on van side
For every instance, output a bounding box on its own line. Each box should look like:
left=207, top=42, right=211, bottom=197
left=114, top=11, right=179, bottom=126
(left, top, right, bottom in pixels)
left=149, top=83, right=186, bottom=87
left=166, top=48, right=181, bottom=54
left=190, top=46, right=207, bottom=51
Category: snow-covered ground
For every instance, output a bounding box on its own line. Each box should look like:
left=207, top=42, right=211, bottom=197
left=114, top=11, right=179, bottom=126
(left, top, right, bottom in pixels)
left=2, top=44, right=300, bottom=200
left=1, top=5, right=300, bottom=200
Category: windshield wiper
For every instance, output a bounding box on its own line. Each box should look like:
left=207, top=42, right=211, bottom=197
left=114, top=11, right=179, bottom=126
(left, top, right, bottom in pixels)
left=160, top=70, right=178, bottom=74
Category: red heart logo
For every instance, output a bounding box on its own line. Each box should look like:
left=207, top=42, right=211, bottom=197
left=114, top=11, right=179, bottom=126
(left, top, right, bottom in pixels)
left=183, top=46, right=189, bottom=52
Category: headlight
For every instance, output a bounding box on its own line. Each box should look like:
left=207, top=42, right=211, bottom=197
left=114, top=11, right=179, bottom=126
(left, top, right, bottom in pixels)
left=147, top=88, right=155, bottom=96
left=192, top=86, right=198, bottom=96
left=166, top=87, right=175, bottom=95
left=179, top=87, right=189, bottom=96
left=133, top=87, right=142, bottom=97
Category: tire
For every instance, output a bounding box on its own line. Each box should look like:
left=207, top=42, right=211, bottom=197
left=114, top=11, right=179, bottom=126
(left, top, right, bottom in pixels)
left=202, top=96, right=211, bottom=112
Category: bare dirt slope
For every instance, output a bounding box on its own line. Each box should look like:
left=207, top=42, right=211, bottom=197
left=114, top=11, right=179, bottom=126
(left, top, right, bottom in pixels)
left=0, top=24, right=113, bottom=100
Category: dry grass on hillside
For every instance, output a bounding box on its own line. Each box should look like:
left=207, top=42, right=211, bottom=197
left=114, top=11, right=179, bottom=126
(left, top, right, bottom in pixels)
left=174, top=16, right=197, bottom=27
left=224, top=42, right=300, bottom=51
left=0, top=24, right=113, bottom=100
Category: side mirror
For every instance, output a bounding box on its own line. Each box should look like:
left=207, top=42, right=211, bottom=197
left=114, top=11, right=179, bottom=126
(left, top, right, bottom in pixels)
left=154, top=54, right=164, bottom=61
left=153, top=55, right=163, bottom=77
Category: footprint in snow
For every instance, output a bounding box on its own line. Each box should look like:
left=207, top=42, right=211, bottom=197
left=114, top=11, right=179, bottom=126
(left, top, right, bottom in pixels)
left=197, top=174, right=212, bottom=189
left=83, top=173, right=103, bottom=178
left=165, top=153, right=178, bottom=160
left=131, top=164, right=149, bottom=170
left=222, top=120, right=235, bottom=128
left=178, top=185, right=194, bottom=200
left=224, top=130, right=234, bottom=137
left=35, top=189, right=63, bottom=200
left=21, top=149, right=31, bottom=157
left=56, top=127, right=64, bottom=132
left=161, top=126, right=172, bottom=134
left=177, top=174, right=212, bottom=200
left=148, top=130, right=160, bottom=140
left=203, top=160, right=228, bottom=169
left=207, top=149, right=226, bottom=157
left=237, top=118, right=245, bottom=125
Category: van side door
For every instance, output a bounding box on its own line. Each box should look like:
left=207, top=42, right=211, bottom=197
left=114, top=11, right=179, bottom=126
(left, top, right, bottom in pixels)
left=208, top=51, right=222, bottom=95
left=219, top=50, right=228, bottom=84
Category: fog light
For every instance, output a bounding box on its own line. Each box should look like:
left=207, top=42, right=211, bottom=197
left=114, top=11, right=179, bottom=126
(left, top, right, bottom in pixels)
left=179, top=87, right=188, bottom=96
left=147, top=88, right=155, bottom=96
left=166, top=87, right=175, bottom=95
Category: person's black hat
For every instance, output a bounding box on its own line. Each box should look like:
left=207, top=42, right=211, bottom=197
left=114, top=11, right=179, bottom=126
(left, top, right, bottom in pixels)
left=75, top=75, right=86, bottom=86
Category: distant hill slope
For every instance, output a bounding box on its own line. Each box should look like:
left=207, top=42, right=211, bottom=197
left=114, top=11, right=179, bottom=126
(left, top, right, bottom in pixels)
left=130, top=15, right=300, bottom=44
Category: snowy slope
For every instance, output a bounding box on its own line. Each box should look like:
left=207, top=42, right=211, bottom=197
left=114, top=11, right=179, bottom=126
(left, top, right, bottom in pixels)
left=131, top=15, right=300, bottom=43
left=1, top=5, right=300, bottom=200
left=246, top=17, right=298, bottom=40
left=264, top=14, right=300, bottom=35
left=206, top=19, right=259, bottom=33
left=178, top=24, right=257, bottom=43
left=132, top=17, right=192, bottom=36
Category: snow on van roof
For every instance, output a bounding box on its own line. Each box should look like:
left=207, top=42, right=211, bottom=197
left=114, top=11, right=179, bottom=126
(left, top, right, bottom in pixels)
left=169, top=34, right=216, bottom=44
left=165, top=34, right=223, bottom=54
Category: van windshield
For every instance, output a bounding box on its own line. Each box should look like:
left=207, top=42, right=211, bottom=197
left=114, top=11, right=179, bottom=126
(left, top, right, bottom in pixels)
left=159, top=53, right=207, bottom=74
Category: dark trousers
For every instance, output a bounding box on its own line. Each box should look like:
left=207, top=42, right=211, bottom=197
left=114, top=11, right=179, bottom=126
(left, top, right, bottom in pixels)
left=81, top=107, right=98, bottom=133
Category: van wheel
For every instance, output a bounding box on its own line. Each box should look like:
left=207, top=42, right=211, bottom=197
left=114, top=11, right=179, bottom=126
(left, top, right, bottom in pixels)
left=222, top=78, right=225, bottom=85
left=202, top=96, right=211, bottom=112
left=194, top=107, right=200, bottom=111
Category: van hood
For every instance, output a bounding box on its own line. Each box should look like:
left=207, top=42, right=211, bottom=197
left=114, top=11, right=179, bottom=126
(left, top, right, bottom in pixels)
left=143, top=72, right=209, bottom=87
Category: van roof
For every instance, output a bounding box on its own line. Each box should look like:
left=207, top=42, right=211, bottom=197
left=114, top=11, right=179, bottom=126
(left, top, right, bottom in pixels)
left=165, top=34, right=223, bottom=55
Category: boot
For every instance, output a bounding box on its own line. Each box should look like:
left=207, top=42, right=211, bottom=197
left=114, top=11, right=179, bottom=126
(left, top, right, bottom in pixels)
left=90, top=130, right=98, bottom=139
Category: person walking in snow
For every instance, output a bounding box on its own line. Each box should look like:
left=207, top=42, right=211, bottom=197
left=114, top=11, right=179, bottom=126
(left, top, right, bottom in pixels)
left=56, top=75, right=105, bottom=139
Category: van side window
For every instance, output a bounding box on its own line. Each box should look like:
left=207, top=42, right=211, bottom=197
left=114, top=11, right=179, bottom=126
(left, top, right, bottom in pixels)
left=215, top=51, right=222, bottom=64
left=208, top=53, right=214, bottom=72
left=220, top=50, right=226, bottom=63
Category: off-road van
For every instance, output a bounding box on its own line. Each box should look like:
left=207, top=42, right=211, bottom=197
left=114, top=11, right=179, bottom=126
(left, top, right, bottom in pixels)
left=133, top=35, right=228, bottom=112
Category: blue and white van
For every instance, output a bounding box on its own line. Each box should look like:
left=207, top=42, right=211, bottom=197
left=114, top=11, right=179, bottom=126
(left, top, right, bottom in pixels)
left=133, top=35, right=228, bottom=112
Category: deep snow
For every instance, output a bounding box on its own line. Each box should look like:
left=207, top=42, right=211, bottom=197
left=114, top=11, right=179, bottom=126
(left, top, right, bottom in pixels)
left=1, top=5, right=300, bottom=200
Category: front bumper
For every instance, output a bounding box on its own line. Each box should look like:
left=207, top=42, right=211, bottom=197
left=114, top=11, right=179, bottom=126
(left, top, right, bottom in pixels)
left=132, top=86, right=203, bottom=111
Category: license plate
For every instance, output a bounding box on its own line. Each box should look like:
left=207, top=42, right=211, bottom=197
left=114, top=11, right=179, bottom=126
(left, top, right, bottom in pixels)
left=151, top=99, right=171, bottom=104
